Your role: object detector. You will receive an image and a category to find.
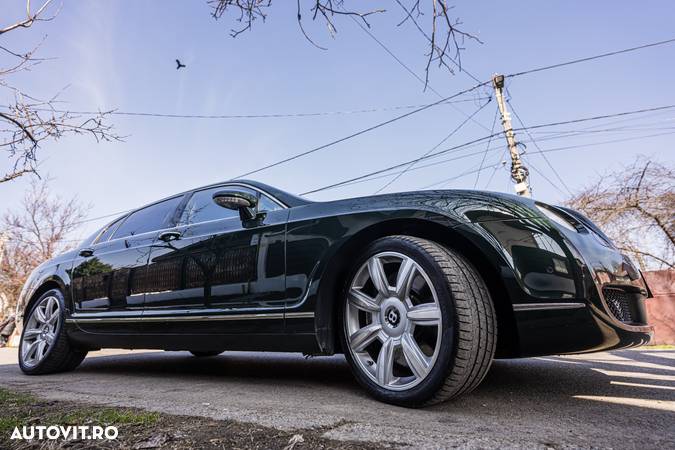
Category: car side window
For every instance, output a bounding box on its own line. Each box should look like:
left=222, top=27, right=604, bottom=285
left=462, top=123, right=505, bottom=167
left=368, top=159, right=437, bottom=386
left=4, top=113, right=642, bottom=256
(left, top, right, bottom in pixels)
left=177, top=186, right=282, bottom=226
left=258, top=193, right=282, bottom=212
left=112, top=196, right=183, bottom=239
left=178, top=187, right=255, bottom=226
left=94, top=216, right=126, bottom=244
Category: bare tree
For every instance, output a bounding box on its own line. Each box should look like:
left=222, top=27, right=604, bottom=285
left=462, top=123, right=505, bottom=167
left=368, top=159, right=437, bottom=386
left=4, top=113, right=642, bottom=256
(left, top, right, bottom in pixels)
left=565, top=157, right=674, bottom=271
left=208, top=1, right=480, bottom=89
left=1, top=0, right=120, bottom=184
left=0, top=178, right=89, bottom=321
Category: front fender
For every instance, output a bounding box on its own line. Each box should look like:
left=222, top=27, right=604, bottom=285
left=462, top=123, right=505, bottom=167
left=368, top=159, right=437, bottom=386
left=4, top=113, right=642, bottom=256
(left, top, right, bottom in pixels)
left=16, top=261, right=73, bottom=325
left=287, top=199, right=588, bottom=355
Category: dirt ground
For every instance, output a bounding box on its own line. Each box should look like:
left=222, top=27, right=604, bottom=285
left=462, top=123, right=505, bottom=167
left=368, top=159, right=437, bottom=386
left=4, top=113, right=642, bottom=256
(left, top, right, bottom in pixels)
left=0, top=388, right=391, bottom=450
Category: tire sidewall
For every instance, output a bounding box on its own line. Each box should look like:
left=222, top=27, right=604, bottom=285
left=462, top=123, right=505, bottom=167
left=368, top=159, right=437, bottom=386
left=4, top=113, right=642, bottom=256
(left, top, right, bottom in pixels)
left=340, top=236, right=458, bottom=406
left=18, top=289, right=66, bottom=374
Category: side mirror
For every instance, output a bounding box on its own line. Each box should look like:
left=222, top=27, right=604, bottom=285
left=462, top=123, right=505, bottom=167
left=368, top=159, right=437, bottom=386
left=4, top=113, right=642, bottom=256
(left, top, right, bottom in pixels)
left=212, top=190, right=258, bottom=221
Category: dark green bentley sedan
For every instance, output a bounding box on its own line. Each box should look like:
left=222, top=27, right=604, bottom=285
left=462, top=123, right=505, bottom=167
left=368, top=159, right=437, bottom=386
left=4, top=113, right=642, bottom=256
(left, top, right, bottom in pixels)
left=16, top=180, right=653, bottom=406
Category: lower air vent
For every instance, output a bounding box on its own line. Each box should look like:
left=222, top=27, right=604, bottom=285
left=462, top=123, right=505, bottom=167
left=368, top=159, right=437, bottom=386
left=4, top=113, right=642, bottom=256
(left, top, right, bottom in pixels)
left=602, top=287, right=635, bottom=324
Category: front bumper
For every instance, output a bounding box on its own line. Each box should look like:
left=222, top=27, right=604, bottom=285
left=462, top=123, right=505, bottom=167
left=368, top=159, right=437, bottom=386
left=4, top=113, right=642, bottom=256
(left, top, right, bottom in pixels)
left=469, top=204, right=654, bottom=358
left=511, top=212, right=654, bottom=357
left=514, top=304, right=652, bottom=358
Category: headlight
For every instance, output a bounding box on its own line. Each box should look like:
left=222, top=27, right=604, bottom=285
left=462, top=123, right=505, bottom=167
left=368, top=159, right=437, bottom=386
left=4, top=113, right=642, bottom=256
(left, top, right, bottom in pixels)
left=536, top=204, right=577, bottom=232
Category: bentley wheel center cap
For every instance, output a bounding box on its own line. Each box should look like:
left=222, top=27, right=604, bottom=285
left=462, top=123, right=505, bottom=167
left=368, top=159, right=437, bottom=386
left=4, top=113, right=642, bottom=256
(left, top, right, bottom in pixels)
left=380, top=298, right=407, bottom=337
left=386, top=308, right=401, bottom=327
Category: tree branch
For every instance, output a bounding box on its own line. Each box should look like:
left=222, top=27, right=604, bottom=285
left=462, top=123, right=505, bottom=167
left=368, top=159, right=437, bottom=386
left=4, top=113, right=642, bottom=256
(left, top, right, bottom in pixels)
left=0, top=0, right=57, bottom=35
left=565, top=157, right=675, bottom=270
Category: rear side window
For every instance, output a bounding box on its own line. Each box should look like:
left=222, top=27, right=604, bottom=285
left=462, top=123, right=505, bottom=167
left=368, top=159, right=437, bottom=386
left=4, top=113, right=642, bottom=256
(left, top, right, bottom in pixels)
left=112, top=196, right=182, bottom=239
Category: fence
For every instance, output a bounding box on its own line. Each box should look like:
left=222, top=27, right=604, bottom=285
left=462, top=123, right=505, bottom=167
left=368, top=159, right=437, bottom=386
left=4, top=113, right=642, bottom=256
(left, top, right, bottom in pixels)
left=644, top=269, right=675, bottom=345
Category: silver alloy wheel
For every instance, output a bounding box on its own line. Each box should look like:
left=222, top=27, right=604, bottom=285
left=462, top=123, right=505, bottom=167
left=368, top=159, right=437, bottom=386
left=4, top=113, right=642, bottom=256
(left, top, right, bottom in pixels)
left=345, top=251, right=443, bottom=391
left=21, top=295, right=60, bottom=368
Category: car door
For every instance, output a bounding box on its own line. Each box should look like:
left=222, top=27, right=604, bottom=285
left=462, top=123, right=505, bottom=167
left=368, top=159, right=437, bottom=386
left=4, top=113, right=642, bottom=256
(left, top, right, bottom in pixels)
left=69, top=195, right=185, bottom=333
left=142, top=184, right=288, bottom=334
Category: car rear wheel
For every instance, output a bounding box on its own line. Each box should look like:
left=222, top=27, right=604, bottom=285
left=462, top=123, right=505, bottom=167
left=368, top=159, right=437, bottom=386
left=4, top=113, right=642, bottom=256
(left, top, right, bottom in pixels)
left=340, top=235, right=496, bottom=407
left=19, top=289, right=87, bottom=375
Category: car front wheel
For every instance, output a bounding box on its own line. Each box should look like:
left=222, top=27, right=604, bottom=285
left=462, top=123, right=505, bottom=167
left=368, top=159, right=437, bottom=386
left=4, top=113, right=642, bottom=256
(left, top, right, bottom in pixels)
left=341, top=235, right=496, bottom=407
left=19, top=289, right=87, bottom=375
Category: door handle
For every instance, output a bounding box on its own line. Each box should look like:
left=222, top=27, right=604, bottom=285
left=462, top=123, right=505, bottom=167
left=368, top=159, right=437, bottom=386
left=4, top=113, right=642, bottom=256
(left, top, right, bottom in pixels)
left=79, top=248, right=94, bottom=257
left=158, top=231, right=181, bottom=242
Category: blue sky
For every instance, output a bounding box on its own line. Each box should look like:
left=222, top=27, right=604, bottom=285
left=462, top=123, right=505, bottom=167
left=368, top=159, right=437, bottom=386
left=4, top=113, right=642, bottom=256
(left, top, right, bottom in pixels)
left=1, top=1, right=674, bottom=239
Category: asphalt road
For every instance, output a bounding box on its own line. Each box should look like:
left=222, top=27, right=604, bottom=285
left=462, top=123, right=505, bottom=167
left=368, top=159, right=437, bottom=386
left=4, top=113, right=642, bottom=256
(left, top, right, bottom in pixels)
left=1, top=347, right=673, bottom=448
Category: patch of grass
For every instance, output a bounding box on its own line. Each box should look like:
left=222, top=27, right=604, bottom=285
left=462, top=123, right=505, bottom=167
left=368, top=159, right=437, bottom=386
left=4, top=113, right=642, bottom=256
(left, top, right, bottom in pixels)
left=0, top=389, right=35, bottom=435
left=643, top=344, right=675, bottom=350
left=0, top=416, right=25, bottom=436
left=0, top=387, right=158, bottom=440
left=0, top=387, right=36, bottom=406
left=54, top=408, right=160, bottom=426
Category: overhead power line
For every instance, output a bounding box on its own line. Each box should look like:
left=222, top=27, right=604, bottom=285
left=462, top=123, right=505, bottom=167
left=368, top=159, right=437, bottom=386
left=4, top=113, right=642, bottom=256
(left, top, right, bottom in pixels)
left=519, top=130, right=675, bottom=157
left=506, top=37, right=675, bottom=79
left=474, top=109, right=499, bottom=188
left=70, top=210, right=131, bottom=226
left=233, top=80, right=491, bottom=179
left=300, top=132, right=507, bottom=195
left=512, top=104, right=675, bottom=131
left=1, top=97, right=489, bottom=120
left=300, top=104, right=675, bottom=195
left=34, top=114, right=674, bottom=236
left=506, top=97, right=574, bottom=196
left=346, top=13, right=443, bottom=99
left=334, top=128, right=675, bottom=194
left=316, top=121, right=669, bottom=193
left=423, top=162, right=503, bottom=190
left=524, top=158, right=568, bottom=196
left=346, top=9, right=493, bottom=134
left=374, top=97, right=492, bottom=193
left=483, top=148, right=509, bottom=190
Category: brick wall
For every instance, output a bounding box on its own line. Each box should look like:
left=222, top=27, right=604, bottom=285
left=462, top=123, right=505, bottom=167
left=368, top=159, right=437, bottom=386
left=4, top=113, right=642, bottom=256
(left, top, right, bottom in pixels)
left=643, top=270, right=675, bottom=345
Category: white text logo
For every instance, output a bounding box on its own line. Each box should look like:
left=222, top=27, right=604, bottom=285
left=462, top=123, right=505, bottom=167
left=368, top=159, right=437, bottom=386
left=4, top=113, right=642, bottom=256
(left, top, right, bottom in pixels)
left=10, top=425, right=118, bottom=441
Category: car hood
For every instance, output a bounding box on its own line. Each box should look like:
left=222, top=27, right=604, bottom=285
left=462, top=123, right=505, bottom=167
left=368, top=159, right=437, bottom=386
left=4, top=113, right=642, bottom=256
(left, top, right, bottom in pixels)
left=308, top=189, right=542, bottom=225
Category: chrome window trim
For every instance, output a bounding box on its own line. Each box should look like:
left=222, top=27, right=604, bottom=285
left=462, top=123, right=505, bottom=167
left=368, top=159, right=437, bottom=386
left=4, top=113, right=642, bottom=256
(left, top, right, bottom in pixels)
left=512, top=302, right=586, bottom=312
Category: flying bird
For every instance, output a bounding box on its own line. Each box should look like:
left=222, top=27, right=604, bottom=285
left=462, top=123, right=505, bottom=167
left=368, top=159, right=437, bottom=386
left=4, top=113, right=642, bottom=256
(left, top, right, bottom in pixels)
left=175, top=59, right=186, bottom=70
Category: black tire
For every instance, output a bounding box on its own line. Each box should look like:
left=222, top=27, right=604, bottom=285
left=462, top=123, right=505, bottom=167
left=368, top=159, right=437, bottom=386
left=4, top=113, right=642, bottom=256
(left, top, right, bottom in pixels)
left=189, top=350, right=224, bottom=358
left=340, top=235, right=497, bottom=407
left=18, top=289, right=87, bottom=375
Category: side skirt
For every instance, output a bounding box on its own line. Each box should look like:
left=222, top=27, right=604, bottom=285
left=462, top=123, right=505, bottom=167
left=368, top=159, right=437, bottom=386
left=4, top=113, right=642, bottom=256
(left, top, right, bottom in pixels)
left=66, top=326, right=321, bottom=354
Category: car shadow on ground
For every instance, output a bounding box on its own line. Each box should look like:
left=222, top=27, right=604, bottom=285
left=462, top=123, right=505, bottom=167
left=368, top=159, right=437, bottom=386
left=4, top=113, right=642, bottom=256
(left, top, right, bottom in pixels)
left=68, top=348, right=675, bottom=408
left=2, top=348, right=674, bottom=405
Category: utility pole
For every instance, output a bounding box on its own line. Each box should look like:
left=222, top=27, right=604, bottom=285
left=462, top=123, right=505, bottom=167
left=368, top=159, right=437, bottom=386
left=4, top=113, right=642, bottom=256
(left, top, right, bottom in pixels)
left=492, top=74, right=531, bottom=197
